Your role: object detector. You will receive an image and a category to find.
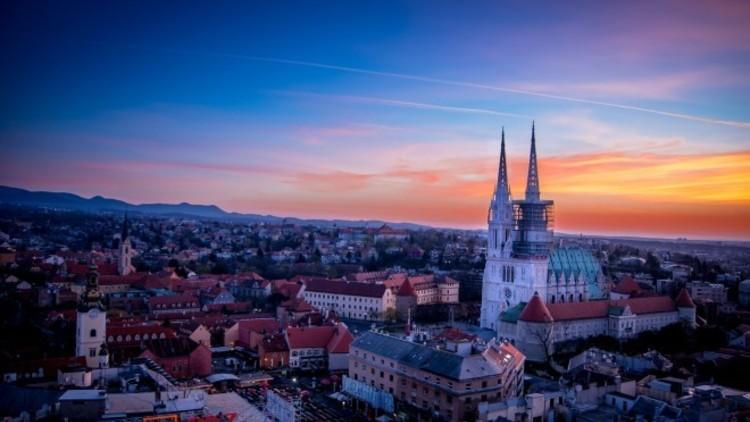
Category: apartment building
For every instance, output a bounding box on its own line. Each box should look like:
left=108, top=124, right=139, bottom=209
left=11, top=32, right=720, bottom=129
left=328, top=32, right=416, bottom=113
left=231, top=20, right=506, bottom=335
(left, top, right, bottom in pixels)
left=302, top=278, right=395, bottom=320
left=349, top=332, right=525, bottom=421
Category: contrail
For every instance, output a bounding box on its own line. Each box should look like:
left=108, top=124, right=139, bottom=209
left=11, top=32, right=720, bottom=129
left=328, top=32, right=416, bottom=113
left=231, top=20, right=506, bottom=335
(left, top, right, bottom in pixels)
left=243, top=56, right=750, bottom=129
left=273, top=90, right=532, bottom=119
left=101, top=43, right=750, bottom=129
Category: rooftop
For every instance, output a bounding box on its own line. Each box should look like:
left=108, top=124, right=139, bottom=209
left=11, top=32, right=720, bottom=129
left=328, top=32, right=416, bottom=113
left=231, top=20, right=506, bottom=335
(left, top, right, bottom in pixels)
left=352, top=331, right=523, bottom=381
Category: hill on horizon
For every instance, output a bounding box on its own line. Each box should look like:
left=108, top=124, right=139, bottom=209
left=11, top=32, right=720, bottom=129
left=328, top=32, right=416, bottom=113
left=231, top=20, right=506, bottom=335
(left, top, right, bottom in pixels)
left=0, top=185, right=436, bottom=230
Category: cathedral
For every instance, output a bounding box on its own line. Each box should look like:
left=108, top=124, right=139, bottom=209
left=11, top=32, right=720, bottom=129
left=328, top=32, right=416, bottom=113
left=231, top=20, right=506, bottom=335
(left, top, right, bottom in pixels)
left=480, top=125, right=696, bottom=361
left=480, top=124, right=605, bottom=331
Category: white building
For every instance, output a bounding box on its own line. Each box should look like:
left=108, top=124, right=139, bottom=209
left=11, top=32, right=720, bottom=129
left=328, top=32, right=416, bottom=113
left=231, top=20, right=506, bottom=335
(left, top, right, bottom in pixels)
left=76, top=265, right=109, bottom=369
left=481, top=126, right=604, bottom=332
left=118, top=216, right=135, bottom=276
left=302, top=278, right=395, bottom=320
left=499, top=289, right=697, bottom=361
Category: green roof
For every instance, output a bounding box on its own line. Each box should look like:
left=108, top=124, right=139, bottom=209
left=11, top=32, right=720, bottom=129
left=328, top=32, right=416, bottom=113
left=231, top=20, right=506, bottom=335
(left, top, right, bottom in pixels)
left=500, top=302, right=527, bottom=323
left=548, top=248, right=605, bottom=299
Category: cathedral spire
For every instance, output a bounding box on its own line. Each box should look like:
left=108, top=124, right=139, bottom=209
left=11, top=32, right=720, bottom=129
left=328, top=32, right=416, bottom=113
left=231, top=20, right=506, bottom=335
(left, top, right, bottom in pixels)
left=496, top=127, right=511, bottom=201
left=525, top=121, right=540, bottom=201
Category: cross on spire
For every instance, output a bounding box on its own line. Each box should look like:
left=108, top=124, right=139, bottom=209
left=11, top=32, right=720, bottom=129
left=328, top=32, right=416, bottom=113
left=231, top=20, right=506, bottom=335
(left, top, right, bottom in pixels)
left=525, top=121, right=540, bottom=201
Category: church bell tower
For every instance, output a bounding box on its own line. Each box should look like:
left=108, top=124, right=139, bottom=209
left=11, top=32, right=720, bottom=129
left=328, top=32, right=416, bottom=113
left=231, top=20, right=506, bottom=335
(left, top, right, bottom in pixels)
left=76, top=264, right=108, bottom=368
left=118, top=215, right=134, bottom=276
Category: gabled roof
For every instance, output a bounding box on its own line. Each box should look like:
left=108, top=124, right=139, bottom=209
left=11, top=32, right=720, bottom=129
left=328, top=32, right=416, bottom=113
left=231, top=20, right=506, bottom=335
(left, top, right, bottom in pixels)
left=675, top=288, right=696, bottom=308
left=142, top=337, right=203, bottom=358
left=304, top=278, right=386, bottom=298
left=396, top=279, right=416, bottom=297
left=519, top=293, right=554, bottom=322
left=327, top=325, right=354, bottom=354
left=285, top=324, right=353, bottom=353
left=237, top=318, right=281, bottom=335
left=612, top=276, right=641, bottom=295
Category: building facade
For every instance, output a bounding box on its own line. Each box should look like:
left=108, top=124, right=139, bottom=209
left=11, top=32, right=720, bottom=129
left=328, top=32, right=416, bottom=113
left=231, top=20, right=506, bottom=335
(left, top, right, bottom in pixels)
left=118, top=216, right=135, bottom=276
left=76, top=265, right=109, bottom=369
left=302, top=278, right=395, bottom=320
left=481, top=126, right=604, bottom=332
left=499, top=289, right=697, bottom=361
left=349, top=332, right=525, bottom=422
left=285, top=323, right=353, bottom=371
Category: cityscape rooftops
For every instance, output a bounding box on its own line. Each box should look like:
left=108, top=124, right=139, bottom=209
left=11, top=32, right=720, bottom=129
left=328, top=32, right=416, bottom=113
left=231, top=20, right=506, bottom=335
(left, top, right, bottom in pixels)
left=352, top=331, right=523, bottom=381
left=304, top=278, right=387, bottom=298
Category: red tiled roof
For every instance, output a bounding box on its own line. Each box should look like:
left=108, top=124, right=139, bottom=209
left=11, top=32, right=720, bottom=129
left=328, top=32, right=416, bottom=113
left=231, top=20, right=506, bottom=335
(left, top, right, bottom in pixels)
left=542, top=296, right=677, bottom=322
left=327, top=325, right=354, bottom=354
left=274, top=281, right=303, bottom=299
left=281, top=297, right=315, bottom=313
left=675, top=288, right=696, bottom=308
left=237, top=318, right=281, bottom=335
left=305, top=279, right=386, bottom=298
left=285, top=324, right=353, bottom=353
left=408, top=275, right=434, bottom=286
left=148, top=294, right=199, bottom=307
left=519, top=293, right=554, bottom=323
left=99, top=273, right=147, bottom=285
left=612, top=276, right=641, bottom=295
left=206, top=302, right=251, bottom=313
left=435, top=327, right=476, bottom=342
left=107, top=325, right=176, bottom=344
left=396, top=279, right=416, bottom=297
left=260, top=333, right=289, bottom=353
left=143, top=337, right=203, bottom=358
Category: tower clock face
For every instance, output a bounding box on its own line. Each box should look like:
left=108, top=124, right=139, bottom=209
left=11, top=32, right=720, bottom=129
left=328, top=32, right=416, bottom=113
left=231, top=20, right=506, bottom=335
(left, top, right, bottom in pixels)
left=88, top=308, right=100, bottom=319
left=504, top=288, right=512, bottom=298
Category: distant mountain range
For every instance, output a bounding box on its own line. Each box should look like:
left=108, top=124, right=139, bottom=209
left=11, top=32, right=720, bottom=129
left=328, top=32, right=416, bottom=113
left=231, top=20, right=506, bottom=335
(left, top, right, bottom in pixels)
left=0, top=185, right=436, bottom=230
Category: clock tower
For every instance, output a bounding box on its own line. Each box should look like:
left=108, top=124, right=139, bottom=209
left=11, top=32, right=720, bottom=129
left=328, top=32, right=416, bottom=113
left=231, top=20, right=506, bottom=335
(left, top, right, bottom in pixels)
left=76, top=264, right=109, bottom=369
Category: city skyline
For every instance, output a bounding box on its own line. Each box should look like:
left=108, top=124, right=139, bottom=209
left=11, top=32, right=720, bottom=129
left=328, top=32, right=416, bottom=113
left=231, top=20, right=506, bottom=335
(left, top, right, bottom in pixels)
left=2, top=1, right=749, bottom=240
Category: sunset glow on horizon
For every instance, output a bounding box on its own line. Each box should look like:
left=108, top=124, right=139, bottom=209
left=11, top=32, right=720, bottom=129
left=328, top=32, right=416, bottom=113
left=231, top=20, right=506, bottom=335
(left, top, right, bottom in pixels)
left=2, top=1, right=750, bottom=240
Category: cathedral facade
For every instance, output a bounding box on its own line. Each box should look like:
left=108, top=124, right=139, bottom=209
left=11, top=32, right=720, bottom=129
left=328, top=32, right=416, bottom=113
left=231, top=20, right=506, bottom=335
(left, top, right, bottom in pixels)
left=480, top=125, right=604, bottom=331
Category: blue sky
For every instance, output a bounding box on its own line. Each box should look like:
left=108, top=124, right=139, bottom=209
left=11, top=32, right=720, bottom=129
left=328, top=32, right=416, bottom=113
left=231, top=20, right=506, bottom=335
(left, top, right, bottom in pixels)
left=2, top=1, right=749, bottom=238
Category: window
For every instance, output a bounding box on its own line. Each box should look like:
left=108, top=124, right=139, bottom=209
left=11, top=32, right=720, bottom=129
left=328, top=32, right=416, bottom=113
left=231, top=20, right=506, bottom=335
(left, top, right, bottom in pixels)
left=89, top=348, right=96, bottom=357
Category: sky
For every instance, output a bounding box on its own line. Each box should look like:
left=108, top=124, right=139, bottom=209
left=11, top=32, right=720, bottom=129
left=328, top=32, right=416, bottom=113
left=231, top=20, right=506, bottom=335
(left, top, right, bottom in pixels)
left=1, top=1, right=749, bottom=240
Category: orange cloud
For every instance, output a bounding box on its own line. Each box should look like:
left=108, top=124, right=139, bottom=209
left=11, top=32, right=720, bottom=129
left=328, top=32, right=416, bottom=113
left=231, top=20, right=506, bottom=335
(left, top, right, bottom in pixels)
left=260, top=149, right=750, bottom=238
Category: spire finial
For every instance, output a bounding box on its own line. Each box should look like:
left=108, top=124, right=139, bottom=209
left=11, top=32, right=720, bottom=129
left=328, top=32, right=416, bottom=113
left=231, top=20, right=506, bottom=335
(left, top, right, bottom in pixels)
left=525, top=122, right=540, bottom=201
left=496, top=127, right=510, bottom=199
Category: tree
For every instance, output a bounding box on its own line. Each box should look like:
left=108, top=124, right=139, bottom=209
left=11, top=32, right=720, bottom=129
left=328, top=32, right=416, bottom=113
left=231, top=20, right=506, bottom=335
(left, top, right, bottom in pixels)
left=384, top=307, right=399, bottom=323
left=528, top=323, right=554, bottom=364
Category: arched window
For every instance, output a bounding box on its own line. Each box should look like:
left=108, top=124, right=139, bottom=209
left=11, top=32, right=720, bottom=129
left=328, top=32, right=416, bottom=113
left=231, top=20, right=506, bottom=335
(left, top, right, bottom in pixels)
left=569, top=294, right=574, bottom=303
left=90, top=329, right=97, bottom=337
